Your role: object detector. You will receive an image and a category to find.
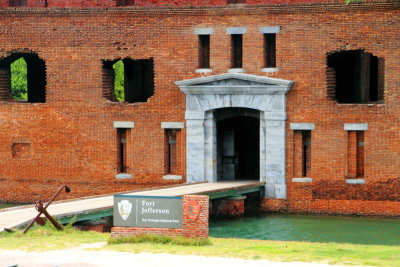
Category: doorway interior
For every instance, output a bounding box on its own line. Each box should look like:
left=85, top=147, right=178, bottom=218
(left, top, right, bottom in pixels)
left=216, top=108, right=260, bottom=181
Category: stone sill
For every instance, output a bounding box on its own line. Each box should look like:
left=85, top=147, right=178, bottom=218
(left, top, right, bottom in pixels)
left=195, top=68, right=212, bottom=73
left=292, top=178, right=312, bottom=183
left=115, top=173, right=133, bottom=179
left=228, top=68, right=245, bottom=73
left=163, top=175, right=182, bottom=180
left=260, top=67, right=279, bottom=73
left=346, top=178, right=365, bottom=184
left=336, top=103, right=384, bottom=106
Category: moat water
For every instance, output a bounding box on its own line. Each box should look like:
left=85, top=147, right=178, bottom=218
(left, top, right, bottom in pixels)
left=0, top=203, right=20, bottom=209
left=209, top=213, right=400, bottom=246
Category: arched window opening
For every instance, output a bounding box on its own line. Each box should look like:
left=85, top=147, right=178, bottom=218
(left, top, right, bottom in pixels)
left=102, top=58, right=154, bottom=103
left=0, top=53, right=47, bottom=103
left=327, top=50, right=384, bottom=104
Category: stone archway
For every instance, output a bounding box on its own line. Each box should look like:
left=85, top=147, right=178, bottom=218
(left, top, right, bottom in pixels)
left=176, top=73, right=294, bottom=200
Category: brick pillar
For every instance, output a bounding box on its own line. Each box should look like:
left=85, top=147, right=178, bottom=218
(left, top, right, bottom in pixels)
left=182, top=195, right=209, bottom=239
left=102, top=63, right=116, bottom=101
left=0, top=68, right=11, bottom=101
left=211, top=196, right=246, bottom=217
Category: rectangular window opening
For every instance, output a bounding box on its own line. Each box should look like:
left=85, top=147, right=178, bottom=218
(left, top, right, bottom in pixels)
left=231, top=34, right=243, bottom=68
left=102, top=58, right=154, bottom=103
left=227, top=0, right=245, bottom=4
left=165, top=129, right=178, bottom=175
left=294, top=130, right=311, bottom=178
left=264, top=34, right=276, bottom=68
left=356, top=131, right=364, bottom=178
left=327, top=50, right=384, bottom=104
left=198, top=35, right=210, bottom=69
left=302, top=131, right=311, bottom=177
left=10, top=0, right=27, bottom=7
left=117, top=128, right=128, bottom=173
left=347, top=131, right=364, bottom=178
left=116, top=0, right=135, bottom=6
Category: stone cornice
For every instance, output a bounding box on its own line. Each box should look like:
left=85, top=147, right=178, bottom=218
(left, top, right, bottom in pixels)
left=176, top=73, right=294, bottom=95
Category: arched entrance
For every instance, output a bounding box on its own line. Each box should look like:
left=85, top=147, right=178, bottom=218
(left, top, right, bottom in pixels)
left=216, top=108, right=259, bottom=181
left=176, top=73, right=294, bottom=200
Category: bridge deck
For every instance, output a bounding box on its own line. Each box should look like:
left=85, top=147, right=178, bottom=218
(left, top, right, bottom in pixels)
left=0, top=180, right=264, bottom=232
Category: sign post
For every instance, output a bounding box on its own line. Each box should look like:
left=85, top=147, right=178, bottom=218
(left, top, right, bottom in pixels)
left=114, top=195, right=183, bottom=229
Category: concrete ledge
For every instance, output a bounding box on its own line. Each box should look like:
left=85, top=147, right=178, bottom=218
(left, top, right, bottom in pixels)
left=228, top=68, right=245, bottom=73
left=115, top=173, right=133, bottom=179
left=344, top=123, right=368, bottom=131
left=194, top=28, right=214, bottom=35
left=161, top=122, right=184, bottom=129
left=292, top=178, right=313, bottom=183
left=290, top=123, right=315, bottom=130
left=163, top=175, right=182, bottom=180
left=227, top=27, right=247, bottom=34
left=195, top=68, right=212, bottom=73
left=259, top=26, right=280, bottom=34
left=346, top=179, right=366, bottom=184
left=113, top=121, right=134, bottom=129
left=261, top=67, right=279, bottom=73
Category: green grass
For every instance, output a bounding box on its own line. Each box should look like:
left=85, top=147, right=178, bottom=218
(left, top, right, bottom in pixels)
left=0, top=221, right=108, bottom=251
left=105, top=238, right=399, bottom=266
left=109, top=235, right=211, bottom=246
left=0, top=224, right=398, bottom=267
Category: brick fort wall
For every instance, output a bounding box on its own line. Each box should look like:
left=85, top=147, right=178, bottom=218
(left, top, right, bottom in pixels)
left=0, top=2, right=398, bottom=216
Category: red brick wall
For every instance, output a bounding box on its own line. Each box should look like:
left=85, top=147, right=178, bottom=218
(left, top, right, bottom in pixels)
left=112, top=195, right=209, bottom=239
left=0, top=2, right=398, bottom=216
left=211, top=197, right=245, bottom=217
left=0, top=0, right=382, bottom=8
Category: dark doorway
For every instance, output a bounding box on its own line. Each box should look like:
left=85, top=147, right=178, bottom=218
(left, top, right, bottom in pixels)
left=217, top=110, right=260, bottom=181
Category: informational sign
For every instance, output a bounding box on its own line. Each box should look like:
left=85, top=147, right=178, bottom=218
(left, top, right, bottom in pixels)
left=113, top=195, right=182, bottom=229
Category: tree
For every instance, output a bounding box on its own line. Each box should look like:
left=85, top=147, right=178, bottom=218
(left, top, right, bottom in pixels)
left=10, top=57, right=27, bottom=100
left=113, top=60, right=125, bottom=102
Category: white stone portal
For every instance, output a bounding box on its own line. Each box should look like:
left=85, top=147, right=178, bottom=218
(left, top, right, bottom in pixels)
left=175, top=73, right=294, bottom=199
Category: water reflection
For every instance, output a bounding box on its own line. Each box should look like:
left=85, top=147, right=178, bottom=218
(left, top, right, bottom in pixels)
left=209, top=213, right=400, bottom=245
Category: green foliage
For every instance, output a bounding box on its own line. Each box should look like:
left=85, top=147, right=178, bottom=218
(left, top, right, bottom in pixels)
left=113, top=60, right=125, bottom=102
left=345, top=0, right=362, bottom=4
left=108, top=234, right=211, bottom=246
left=10, top=57, right=28, bottom=100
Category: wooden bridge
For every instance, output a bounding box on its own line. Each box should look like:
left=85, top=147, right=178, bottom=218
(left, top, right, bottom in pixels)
left=0, top=181, right=264, bottom=232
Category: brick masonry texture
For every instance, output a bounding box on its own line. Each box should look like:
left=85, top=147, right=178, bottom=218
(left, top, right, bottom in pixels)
left=211, top=198, right=245, bottom=217
left=0, top=0, right=386, bottom=8
left=0, top=1, right=399, bottom=216
left=112, top=195, right=209, bottom=239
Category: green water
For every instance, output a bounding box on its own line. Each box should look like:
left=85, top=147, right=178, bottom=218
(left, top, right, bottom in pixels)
left=209, top=213, right=400, bottom=246
left=0, top=204, right=19, bottom=209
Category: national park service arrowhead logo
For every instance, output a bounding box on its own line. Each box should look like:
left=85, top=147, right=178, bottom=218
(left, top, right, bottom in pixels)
left=118, top=200, right=132, bottom=221
left=186, top=201, right=201, bottom=222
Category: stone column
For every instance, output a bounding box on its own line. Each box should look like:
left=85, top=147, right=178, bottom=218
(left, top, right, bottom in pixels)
left=185, top=111, right=206, bottom=183
left=204, top=111, right=217, bottom=182
left=259, top=112, right=267, bottom=183
left=264, top=110, right=287, bottom=199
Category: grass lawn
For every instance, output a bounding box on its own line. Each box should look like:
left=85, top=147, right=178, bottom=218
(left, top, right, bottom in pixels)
left=0, top=224, right=398, bottom=267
